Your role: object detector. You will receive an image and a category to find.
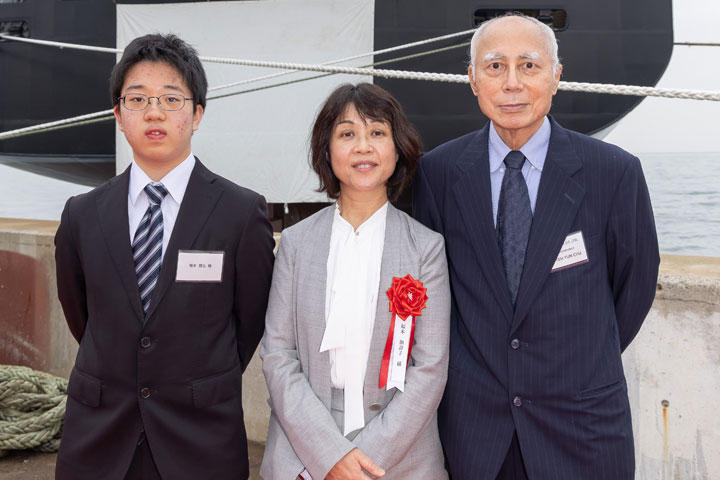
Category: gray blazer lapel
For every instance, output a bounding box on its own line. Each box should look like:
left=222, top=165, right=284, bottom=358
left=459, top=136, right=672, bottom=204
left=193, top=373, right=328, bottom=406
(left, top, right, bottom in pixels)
left=451, top=127, right=514, bottom=323
left=365, top=205, right=402, bottom=393
left=95, top=167, right=144, bottom=322
left=296, top=206, right=335, bottom=405
left=512, top=119, right=585, bottom=329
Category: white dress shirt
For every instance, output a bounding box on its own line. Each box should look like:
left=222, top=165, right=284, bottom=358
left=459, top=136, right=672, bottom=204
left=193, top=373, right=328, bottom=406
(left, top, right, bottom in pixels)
left=320, top=201, right=387, bottom=436
left=128, top=153, right=195, bottom=256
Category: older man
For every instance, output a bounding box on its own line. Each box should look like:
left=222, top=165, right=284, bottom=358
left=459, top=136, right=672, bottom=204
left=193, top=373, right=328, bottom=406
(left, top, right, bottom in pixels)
left=413, top=14, right=659, bottom=480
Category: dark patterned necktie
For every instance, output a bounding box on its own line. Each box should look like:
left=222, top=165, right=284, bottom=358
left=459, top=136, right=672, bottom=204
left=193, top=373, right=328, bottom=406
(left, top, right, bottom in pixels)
left=497, top=150, right=532, bottom=307
left=132, top=183, right=169, bottom=314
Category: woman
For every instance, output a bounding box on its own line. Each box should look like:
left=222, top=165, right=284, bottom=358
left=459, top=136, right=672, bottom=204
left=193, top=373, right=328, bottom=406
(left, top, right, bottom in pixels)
left=260, top=83, right=450, bottom=479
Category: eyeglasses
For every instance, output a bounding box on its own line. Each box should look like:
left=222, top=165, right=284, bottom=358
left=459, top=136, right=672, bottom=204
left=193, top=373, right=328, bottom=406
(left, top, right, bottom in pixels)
left=118, top=93, right=193, bottom=111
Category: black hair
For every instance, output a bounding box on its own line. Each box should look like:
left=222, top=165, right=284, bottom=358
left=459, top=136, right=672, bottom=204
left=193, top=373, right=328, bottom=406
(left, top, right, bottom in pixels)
left=310, top=83, right=423, bottom=202
left=110, top=33, right=207, bottom=112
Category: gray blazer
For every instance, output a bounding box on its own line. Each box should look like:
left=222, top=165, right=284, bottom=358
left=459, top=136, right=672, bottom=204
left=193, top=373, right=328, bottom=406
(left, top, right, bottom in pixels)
left=260, top=204, right=450, bottom=479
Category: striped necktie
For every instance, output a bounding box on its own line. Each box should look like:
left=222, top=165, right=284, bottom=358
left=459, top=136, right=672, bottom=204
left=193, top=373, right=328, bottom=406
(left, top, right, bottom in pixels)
left=132, top=183, right=169, bottom=314
left=497, top=150, right=532, bottom=307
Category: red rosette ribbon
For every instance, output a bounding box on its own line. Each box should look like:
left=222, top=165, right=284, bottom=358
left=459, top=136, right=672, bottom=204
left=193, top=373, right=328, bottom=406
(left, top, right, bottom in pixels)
left=379, top=274, right=428, bottom=389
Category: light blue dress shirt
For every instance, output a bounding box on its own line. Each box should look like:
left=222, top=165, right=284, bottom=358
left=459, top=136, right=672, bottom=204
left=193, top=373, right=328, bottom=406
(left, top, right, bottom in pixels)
left=489, top=116, right=551, bottom=226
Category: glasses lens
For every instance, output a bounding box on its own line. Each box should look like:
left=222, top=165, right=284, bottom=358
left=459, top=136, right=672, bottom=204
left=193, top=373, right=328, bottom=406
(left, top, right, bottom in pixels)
left=159, top=94, right=186, bottom=111
left=123, top=94, right=148, bottom=110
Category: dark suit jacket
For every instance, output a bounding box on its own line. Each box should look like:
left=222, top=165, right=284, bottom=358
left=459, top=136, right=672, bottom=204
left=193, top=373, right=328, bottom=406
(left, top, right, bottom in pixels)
left=413, top=117, right=659, bottom=480
left=54, top=159, right=275, bottom=480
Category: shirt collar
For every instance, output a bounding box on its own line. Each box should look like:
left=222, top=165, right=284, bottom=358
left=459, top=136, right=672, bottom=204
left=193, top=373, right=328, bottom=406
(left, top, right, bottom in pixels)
left=333, top=201, right=389, bottom=234
left=129, top=153, right=196, bottom=206
left=488, top=116, right=551, bottom=172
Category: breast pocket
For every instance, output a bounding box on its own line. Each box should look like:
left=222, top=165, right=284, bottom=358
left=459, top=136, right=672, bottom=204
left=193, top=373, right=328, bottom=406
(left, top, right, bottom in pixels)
left=171, top=280, right=229, bottom=324
left=550, top=231, right=600, bottom=274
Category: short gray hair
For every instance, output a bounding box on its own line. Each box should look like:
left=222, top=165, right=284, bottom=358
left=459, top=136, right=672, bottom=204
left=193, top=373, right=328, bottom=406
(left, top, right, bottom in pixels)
left=469, top=13, right=561, bottom=79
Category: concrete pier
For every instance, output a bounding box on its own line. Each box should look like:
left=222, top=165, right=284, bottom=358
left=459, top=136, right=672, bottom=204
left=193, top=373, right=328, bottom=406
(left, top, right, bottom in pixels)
left=0, top=219, right=76, bottom=379
left=625, top=255, right=720, bottom=479
left=1, top=218, right=718, bottom=479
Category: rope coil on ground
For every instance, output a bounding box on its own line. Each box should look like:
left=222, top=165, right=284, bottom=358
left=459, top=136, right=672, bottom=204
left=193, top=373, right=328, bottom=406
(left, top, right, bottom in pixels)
left=0, top=365, right=68, bottom=456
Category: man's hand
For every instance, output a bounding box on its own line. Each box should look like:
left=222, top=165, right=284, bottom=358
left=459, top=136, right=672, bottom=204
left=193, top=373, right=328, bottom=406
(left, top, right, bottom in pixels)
left=325, top=448, right=385, bottom=480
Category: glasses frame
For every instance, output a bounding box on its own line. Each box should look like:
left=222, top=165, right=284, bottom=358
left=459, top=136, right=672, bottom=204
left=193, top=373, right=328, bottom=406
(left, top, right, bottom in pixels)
left=117, top=93, right=194, bottom=111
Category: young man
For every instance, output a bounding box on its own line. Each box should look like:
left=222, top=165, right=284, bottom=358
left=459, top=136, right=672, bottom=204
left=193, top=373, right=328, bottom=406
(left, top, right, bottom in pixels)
left=54, top=34, right=275, bottom=480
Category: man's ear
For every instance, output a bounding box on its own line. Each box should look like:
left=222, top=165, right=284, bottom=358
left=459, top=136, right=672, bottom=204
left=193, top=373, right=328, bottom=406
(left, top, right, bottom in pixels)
left=551, top=64, right=563, bottom=95
left=468, top=66, right=479, bottom=97
left=192, top=104, right=204, bottom=132
left=113, top=104, right=125, bottom=132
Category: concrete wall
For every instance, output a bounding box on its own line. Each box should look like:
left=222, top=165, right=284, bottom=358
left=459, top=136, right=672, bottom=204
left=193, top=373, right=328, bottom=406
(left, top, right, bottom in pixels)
left=1, top=219, right=718, bottom=478
left=0, top=218, right=77, bottom=378
left=624, top=255, right=720, bottom=480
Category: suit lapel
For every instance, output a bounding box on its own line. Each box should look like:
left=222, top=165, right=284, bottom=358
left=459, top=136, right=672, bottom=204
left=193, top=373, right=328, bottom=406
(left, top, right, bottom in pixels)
left=298, top=206, right=335, bottom=403
left=451, top=127, right=514, bottom=323
left=301, top=205, right=333, bottom=333
left=365, top=205, right=402, bottom=393
left=512, top=118, right=585, bottom=329
left=144, top=160, right=223, bottom=321
left=96, top=167, right=145, bottom=322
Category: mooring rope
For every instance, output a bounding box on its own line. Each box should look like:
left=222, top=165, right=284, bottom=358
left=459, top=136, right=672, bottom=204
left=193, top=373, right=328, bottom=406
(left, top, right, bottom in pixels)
left=0, top=110, right=115, bottom=141
left=559, top=81, right=720, bottom=101
left=209, top=39, right=472, bottom=92
left=207, top=41, right=472, bottom=101
left=2, top=31, right=719, bottom=100
left=1, top=30, right=720, bottom=142
left=0, top=34, right=123, bottom=54
left=0, top=37, right=474, bottom=141
left=0, top=29, right=476, bottom=66
left=0, top=365, right=67, bottom=455
left=192, top=57, right=720, bottom=102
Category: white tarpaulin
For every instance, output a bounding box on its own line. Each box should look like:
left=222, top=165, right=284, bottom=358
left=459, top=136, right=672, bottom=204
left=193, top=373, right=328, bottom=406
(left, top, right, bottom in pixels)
left=116, top=0, right=374, bottom=203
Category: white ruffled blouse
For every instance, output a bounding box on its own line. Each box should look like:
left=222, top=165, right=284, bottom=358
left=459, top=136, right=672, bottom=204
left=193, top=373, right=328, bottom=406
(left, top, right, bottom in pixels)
left=320, top=201, right=387, bottom=436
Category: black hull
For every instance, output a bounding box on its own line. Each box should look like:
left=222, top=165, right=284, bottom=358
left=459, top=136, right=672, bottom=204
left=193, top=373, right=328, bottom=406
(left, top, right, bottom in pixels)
left=374, top=0, right=673, bottom=149
left=0, top=153, right=115, bottom=187
left=0, top=1, right=116, bottom=157
left=0, top=0, right=673, bottom=191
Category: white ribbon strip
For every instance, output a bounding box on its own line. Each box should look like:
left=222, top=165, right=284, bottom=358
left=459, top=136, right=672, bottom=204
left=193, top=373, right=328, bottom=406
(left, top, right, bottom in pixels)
left=386, top=315, right=412, bottom=392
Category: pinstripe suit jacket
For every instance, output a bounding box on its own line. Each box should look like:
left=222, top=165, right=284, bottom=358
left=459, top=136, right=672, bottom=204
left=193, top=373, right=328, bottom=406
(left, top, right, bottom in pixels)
left=259, top=204, right=450, bottom=479
left=413, top=116, right=659, bottom=480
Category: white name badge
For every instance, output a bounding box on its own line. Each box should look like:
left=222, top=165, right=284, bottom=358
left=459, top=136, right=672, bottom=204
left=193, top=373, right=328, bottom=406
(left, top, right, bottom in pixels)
left=176, top=250, right=224, bottom=282
left=387, top=315, right=413, bottom=392
left=551, top=231, right=589, bottom=272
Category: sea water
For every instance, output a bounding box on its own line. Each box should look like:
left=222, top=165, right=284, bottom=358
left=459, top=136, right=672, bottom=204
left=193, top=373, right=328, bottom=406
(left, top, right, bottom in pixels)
left=639, top=152, right=720, bottom=257
left=0, top=154, right=717, bottom=257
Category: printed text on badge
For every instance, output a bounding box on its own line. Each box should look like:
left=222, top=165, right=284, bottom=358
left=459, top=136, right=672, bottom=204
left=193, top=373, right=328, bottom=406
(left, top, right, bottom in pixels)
left=551, top=231, right=589, bottom=272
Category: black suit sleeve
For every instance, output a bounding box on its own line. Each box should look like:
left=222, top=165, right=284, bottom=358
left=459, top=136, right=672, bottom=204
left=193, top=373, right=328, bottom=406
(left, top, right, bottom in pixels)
left=55, top=196, right=88, bottom=343
left=234, top=194, right=275, bottom=372
left=606, top=157, right=660, bottom=351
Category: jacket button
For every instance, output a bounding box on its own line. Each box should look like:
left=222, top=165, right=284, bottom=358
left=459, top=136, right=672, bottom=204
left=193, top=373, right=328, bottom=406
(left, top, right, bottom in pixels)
left=513, top=396, right=523, bottom=407
left=140, top=388, right=151, bottom=399
left=140, top=337, right=151, bottom=348
left=510, top=339, right=520, bottom=349
left=369, top=403, right=382, bottom=412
